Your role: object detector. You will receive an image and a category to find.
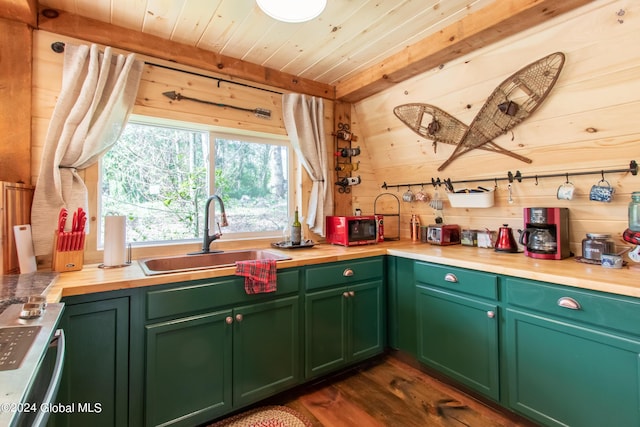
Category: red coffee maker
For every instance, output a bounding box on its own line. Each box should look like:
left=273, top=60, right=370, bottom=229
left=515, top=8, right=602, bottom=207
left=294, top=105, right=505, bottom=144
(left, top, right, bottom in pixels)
left=520, top=207, right=571, bottom=260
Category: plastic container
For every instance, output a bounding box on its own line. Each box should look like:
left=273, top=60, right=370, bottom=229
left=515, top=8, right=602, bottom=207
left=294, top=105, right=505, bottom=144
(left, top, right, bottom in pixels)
left=447, top=189, right=495, bottom=208
left=581, top=233, right=615, bottom=261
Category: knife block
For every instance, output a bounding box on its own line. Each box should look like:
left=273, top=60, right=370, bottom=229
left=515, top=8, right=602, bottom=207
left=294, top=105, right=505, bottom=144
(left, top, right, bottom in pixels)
left=52, top=232, right=84, bottom=272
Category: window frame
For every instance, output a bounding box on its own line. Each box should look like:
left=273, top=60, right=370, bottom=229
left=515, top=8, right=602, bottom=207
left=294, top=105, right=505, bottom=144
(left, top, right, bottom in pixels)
left=98, top=114, right=294, bottom=248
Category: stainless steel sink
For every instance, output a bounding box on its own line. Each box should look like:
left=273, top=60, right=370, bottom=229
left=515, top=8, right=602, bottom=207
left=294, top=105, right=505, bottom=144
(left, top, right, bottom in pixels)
left=139, top=249, right=291, bottom=276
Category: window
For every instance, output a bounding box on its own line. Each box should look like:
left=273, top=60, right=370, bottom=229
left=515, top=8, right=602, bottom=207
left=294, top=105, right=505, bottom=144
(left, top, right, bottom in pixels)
left=100, top=117, right=291, bottom=245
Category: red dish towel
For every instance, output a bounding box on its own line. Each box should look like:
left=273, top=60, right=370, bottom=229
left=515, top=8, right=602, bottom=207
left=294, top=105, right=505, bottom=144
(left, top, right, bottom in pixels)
left=235, top=259, right=277, bottom=294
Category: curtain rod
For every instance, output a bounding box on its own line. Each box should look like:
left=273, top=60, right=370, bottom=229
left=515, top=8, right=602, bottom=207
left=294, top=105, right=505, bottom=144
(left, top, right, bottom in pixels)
left=50, top=41, right=283, bottom=96
left=145, top=61, right=283, bottom=95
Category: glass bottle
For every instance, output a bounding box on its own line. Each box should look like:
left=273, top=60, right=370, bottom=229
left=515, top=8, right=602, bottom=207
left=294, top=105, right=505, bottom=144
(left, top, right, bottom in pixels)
left=290, top=207, right=302, bottom=245
left=629, top=192, right=640, bottom=231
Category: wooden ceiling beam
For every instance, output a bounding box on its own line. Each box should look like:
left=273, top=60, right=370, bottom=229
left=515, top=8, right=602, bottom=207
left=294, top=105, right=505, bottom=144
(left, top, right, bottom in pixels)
left=335, top=0, right=595, bottom=103
left=36, top=7, right=335, bottom=100
left=0, top=0, right=38, bottom=27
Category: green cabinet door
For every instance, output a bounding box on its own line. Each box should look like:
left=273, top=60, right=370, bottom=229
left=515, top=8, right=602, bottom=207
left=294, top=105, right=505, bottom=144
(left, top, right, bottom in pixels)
left=53, top=297, right=130, bottom=427
left=233, top=296, right=300, bottom=407
left=506, top=308, right=640, bottom=427
left=387, top=256, right=417, bottom=356
left=349, top=280, right=385, bottom=362
left=305, top=286, right=348, bottom=378
left=305, top=280, right=384, bottom=379
left=145, top=310, right=233, bottom=427
left=416, top=286, right=499, bottom=400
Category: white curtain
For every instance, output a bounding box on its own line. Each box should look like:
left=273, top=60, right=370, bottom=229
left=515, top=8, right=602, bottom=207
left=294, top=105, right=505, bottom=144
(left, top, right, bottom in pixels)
left=282, top=93, right=333, bottom=236
left=31, top=44, right=143, bottom=255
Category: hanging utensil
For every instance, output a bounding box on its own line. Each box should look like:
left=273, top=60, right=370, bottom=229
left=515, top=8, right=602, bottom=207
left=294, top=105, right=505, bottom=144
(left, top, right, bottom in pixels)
left=430, top=190, right=444, bottom=223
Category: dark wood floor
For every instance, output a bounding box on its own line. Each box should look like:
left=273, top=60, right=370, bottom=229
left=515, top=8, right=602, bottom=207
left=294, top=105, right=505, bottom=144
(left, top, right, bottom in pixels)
left=267, top=355, right=540, bottom=427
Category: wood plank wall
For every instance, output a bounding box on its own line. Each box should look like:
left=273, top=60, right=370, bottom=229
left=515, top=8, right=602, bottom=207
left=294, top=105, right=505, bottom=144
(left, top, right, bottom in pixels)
left=32, top=30, right=334, bottom=263
left=26, top=0, right=640, bottom=261
left=350, top=0, right=640, bottom=255
left=0, top=18, right=32, bottom=184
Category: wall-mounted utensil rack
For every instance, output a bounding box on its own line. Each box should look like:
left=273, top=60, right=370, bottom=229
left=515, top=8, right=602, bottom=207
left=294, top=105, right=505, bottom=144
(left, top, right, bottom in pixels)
left=381, top=160, right=638, bottom=192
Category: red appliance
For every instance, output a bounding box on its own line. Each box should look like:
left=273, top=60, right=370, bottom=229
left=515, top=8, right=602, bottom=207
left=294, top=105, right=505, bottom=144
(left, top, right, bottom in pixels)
left=426, top=224, right=461, bottom=246
left=521, top=207, right=570, bottom=260
left=326, top=215, right=384, bottom=246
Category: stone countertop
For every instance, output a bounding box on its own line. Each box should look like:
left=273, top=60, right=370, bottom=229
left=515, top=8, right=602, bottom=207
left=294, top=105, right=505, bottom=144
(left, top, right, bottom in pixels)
left=0, top=272, right=59, bottom=314
left=47, top=241, right=640, bottom=302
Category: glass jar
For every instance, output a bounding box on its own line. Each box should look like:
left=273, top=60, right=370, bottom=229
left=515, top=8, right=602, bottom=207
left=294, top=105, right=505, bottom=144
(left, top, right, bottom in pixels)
left=629, top=192, right=640, bottom=232
left=581, top=233, right=615, bottom=261
left=461, top=229, right=477, bottom=246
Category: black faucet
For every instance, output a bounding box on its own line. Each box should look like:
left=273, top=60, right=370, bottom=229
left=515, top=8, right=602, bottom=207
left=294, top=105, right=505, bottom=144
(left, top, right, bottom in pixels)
left=190, top=195, right=228, bottom=254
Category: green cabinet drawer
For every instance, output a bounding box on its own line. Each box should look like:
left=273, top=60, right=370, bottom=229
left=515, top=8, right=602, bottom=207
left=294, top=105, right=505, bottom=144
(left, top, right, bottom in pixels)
left=147, top=269, right=300, bottom=321
left=506, top=277, right=640, bottom=337
left=305, top=257, right=383, bottom=291
left=414, top=262, right=498, bottom=300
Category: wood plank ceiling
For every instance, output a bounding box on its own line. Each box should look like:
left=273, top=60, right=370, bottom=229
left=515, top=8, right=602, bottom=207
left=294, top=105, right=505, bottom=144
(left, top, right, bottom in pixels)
left=30, top=0, right=595, bottom=101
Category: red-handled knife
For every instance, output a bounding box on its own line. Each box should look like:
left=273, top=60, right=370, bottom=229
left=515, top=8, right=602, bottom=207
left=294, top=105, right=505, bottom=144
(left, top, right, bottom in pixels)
left=57, top=208, right=67, bottom=251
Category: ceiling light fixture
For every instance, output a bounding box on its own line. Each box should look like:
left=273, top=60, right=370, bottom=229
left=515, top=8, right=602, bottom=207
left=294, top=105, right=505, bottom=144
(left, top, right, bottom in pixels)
left=256, top=0, right=327, bottom=23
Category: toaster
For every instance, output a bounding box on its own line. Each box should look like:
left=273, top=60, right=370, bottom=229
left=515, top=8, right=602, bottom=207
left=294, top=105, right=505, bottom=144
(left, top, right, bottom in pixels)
left=427, top=224, right=461, bottom=246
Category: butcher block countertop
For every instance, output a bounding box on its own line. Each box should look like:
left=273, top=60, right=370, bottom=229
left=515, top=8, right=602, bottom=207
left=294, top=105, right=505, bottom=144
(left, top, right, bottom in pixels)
left=46, top=241, right=640, bottom=302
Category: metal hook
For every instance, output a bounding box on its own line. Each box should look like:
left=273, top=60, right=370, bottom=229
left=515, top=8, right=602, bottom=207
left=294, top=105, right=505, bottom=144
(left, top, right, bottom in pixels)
left=601, top=170, right=605, bottom=181
left=565, top=173, right=570, bottom=184
left=51, top=41, right=66, bottom=53
left=494, top=178, right=498, bottom=189
left=534, top=175, right=539, bottom=185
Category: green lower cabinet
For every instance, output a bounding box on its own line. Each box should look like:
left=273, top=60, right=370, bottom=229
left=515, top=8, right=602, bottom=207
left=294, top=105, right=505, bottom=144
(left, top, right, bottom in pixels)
left=145, top=310, right=233, bottom=427
left=305, top=280, right=384, bottom=379
left=145, top=296, right=300, bottom=427
left=506, top=308, right=640, bottom=427
left=53, top=297, right=130, bottom=427
left=232, top=296, right=300, bottom=407
left=416, top=286, right=500, bottom=400
left=386, top=256, right=417, bottom=356
left=350, top=281, right=385, bottom=361
left=305, top=286, right=348, bottom=377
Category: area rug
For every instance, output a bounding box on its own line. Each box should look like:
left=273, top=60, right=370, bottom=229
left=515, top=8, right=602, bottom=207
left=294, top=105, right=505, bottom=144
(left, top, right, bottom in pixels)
left=208, top=405, right=313, bottom=427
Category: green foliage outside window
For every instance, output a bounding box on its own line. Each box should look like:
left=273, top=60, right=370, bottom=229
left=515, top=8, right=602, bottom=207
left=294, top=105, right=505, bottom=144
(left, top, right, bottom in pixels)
left=101, top=121, right=289, bottom=244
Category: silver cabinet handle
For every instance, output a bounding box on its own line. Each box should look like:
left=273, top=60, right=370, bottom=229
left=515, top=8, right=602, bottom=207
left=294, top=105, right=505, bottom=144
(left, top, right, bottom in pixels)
left=444, top=273, right=458, bottom=283
left=343, top=291, right=350, bottom=298
left=225, top=316, right=233, bottom=324
left=235, top=314, right=243, bottom=322
left=487, top=311, right=495, bottom=319
left=557, top=297, right=581, bottom=310
left=348, top=291, right=355, bottom=297
left=343, top=268, right=354, bottom=277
